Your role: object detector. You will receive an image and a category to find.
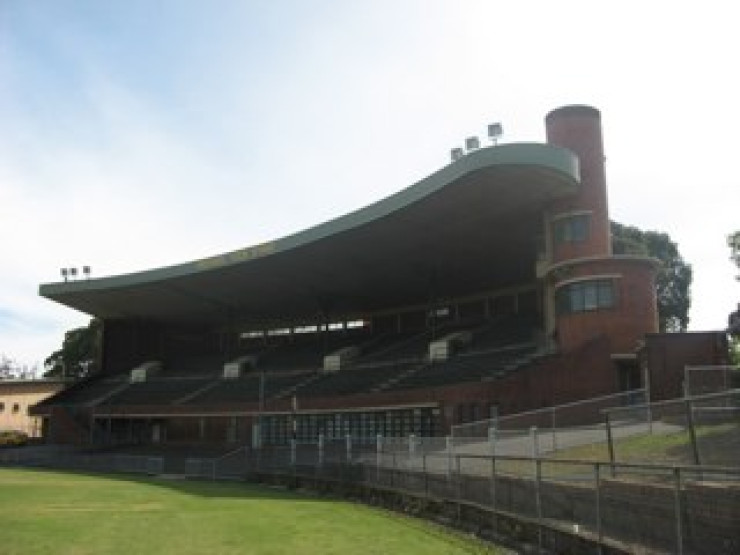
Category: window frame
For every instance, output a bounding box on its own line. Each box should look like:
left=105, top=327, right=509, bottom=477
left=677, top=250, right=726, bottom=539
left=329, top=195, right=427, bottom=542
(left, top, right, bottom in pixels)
left=556, top=277, right=618, bottom=315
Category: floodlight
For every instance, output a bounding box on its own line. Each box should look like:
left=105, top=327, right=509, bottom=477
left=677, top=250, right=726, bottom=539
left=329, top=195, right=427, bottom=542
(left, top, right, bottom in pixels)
left=488, top=123, right=503, bottom=145
left=83, top=266, right=91, bottom=279
left=61, top=268, right=68, bottom=282
left=465, top=136, right=480, bottom=152
left=69, top=267, right=78, bottom=279
left=450, top=147, right=464, bottom=162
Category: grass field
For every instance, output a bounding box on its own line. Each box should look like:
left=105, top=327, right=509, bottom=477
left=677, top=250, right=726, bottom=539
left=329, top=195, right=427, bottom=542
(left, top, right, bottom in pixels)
left=0, top=468, right=499, bottom=555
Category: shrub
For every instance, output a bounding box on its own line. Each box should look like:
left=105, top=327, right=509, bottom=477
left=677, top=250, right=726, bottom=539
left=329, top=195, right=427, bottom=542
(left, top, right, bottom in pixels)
left=0, top=430, right=29, bottom=447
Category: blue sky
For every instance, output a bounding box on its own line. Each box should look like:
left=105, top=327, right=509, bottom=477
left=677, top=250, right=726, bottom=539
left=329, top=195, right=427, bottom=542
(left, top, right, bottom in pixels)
left=1, top=0, right=738, bottom=369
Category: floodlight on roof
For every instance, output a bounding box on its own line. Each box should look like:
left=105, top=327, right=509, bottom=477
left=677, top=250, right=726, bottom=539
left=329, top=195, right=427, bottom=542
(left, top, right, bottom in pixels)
left=69, top=267, right=78, bottom=279
left=450, top=147, right=464, bottom=162
left=488, top=122, right=503, bottom=145
left=60, top=268, right=68, bottom=282
left=465, top=136, right=480, bottom=152
left=83, top=266, right=91, bottom=279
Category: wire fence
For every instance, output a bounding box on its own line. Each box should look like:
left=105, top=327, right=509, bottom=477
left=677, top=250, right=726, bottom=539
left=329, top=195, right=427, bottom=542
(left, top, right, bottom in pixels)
left=684, top=365, right=740, bottom=396
left=450, top=389, right=648, bottom=458
left=604, top=389, right=740, bottom=467
left=2, top=437, right=739, bottom=554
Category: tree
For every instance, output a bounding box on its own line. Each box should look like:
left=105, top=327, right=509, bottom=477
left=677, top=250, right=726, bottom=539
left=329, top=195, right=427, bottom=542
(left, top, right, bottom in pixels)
left=0, top=355, right=37, bottom=380
left=0, top=355, right=16, bottom=379
left=727, top=231, right=740, bottom=363
left=611, top=221, right=692, bottom=332
left=44, top=319, right=102, bottom=379
left=729, top=231, right=740, bottom=281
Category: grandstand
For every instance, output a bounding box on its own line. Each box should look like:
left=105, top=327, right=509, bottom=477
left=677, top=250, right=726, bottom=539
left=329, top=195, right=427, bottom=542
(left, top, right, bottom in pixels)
left=32, top=105, right=729, bottom=447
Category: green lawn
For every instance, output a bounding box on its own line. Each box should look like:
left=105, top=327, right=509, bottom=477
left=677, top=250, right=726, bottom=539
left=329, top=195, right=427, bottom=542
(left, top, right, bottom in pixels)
left=551, top=422, right=739, bottom=466
left=0, top=468, right=498, bottom=555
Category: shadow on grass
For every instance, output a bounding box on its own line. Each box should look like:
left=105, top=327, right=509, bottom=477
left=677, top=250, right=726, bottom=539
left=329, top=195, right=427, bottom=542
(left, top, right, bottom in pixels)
left=4, top=465, right=330, bottom=503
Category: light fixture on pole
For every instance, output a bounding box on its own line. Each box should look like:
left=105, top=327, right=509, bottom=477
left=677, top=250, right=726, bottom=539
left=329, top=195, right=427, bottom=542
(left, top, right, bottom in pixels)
left=488, top=122, right=503, bottom=145
left=60, top=268, right=69, bottom=282
left=465, top=136, right=480, bottom=152
left=69, top=267, right=78, bottom=280
left=83, top=266, right=91, bottom=279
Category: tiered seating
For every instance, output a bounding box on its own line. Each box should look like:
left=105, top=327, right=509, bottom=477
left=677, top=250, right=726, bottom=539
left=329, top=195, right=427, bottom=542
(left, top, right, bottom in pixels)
left=36, top=376, right=128, bottom=407
left=188, top=371, right=316, bottom=404
left=165, top=354, right=223, bottom=376
left=357, top=330, right=431, bottom=363
left=44, top=315, right=540, bottom=409
left=240, top=328, right=371, bottom=373
left=296, top=362, right=419, bottom=398
left=386, top=344, right=536, bottom=391
left=102, top=377, right=214, bottom=406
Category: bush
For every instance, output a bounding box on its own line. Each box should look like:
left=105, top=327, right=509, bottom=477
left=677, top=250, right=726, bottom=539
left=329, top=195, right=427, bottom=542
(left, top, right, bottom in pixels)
left=0, top=430, right=29, bottom=447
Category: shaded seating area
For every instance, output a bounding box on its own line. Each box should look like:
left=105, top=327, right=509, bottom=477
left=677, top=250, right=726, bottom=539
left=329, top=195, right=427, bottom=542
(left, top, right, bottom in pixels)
left=385, top=343, right=537, bottom=391
left=102, top=377, right=215, bottom=406
left=35, top=376, right=128, bottom=407
left=187, top=371, right=316, bottom=405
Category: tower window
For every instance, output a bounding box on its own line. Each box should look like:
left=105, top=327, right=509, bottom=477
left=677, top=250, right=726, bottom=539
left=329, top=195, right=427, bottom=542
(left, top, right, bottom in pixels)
left=553, top=214, right=590, bottom=244
left=556, top=279, right=616, bottom=315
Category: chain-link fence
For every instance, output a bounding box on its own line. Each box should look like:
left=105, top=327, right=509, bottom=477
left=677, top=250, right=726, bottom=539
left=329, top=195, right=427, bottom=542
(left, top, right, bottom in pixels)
left=604, top=389, right=740, bottom=467
left=450, top=389, right=647, bottom=459
left=684, top=365, right=740, bottom=396
left=2, top=436, right=739, bottom=554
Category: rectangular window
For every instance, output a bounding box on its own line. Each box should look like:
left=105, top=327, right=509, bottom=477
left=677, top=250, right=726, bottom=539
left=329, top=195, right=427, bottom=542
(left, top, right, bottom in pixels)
left=553, top=214, right=590, bottom=244
left=556, top=279, right=616, bottom=315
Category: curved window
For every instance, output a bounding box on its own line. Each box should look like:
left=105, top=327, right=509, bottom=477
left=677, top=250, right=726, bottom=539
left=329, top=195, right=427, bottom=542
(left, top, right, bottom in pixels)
left=556, top=279, right=616, bottom=315
left=553, top=214, right=590, bottom=244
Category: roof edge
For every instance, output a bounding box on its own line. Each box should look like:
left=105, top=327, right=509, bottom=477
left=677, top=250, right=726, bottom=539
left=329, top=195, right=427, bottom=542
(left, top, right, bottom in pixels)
left=40, top=142, right=580, bottom=299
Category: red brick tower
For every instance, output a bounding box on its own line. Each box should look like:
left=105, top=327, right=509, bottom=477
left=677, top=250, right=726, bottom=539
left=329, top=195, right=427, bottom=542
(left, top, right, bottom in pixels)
left=541, top=105, right=659, bottom=354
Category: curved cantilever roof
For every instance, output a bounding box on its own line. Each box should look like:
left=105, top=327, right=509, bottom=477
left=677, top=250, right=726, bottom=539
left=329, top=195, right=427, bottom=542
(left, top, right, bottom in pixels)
left=40, top=142, right=580, bottom=326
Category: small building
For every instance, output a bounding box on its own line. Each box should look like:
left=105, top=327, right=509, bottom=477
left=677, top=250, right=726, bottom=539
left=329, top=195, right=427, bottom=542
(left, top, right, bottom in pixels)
left=0, top=379, right=67, bottom=437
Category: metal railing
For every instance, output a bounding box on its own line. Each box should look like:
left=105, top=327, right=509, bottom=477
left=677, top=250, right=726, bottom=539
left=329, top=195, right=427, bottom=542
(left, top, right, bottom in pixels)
left=2, top=436, right=739, bottom=554
left=451, top=389, right=647, bottom=457
left=604, top=389, right=740, bottom=467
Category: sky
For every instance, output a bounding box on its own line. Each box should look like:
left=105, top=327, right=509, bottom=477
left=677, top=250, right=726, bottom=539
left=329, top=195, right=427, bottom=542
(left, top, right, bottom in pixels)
left=1, top=0, right=738, bottom=370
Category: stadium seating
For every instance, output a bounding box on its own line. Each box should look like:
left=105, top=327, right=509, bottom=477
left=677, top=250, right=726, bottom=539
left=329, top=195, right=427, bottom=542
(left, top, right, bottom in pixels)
left=102, top=377, right=214, bottom=406
left=35, top=376, right=128, bottom=407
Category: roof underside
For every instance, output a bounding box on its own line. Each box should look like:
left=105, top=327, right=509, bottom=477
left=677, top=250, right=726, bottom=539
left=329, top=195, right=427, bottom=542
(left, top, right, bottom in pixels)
left=40, top=143, right=580, bottom=327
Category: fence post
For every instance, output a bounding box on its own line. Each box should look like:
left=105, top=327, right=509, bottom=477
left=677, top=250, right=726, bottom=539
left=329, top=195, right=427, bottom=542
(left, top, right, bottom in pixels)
left=318, top=433, right=324, bottom=471
left=530, top=426, right=539, bottom=480
left=446, top=435, right=454, bottom=476
left=376, top=434, right=382, bottom=483
left=685, top=399, right=701, bottom=465
left=290, top=438, right=296, bottom=467
left=345, top=433, right=352, bottom=464
left=594, top=463, right=602, bottom=544
left=605, top=413, right=616, bottom=476
left=455, top=454, right=462, bottom=524
left=530, top=426, right=539, bottom=459
left=490, top=455, right=497, bottom=520
left=535, top=458, right=543, bottom=551
left=422, top=450, right=428, bottom=497
left=550, top=406, right=557, bottom=453
left=488, top=425, right=497, bottom=457
left=391, top=449, right=396, bottom=488
left=409, top=433, right=416, bottom=465
left=674, top=466, right=684, bottom=555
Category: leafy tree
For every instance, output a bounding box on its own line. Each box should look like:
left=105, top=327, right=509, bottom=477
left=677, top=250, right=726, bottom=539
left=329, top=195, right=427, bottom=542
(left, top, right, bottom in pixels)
left=727, top=231, right=740, bottom=360
left=0, top=355, right=16, bottom=379
left=0, top=355, right=37, bottom=380
left=44, top=319, right=101, bottom=379
left=729, top=231, right=740, bottom=281
left=611, top=221, right=692, bottom=332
